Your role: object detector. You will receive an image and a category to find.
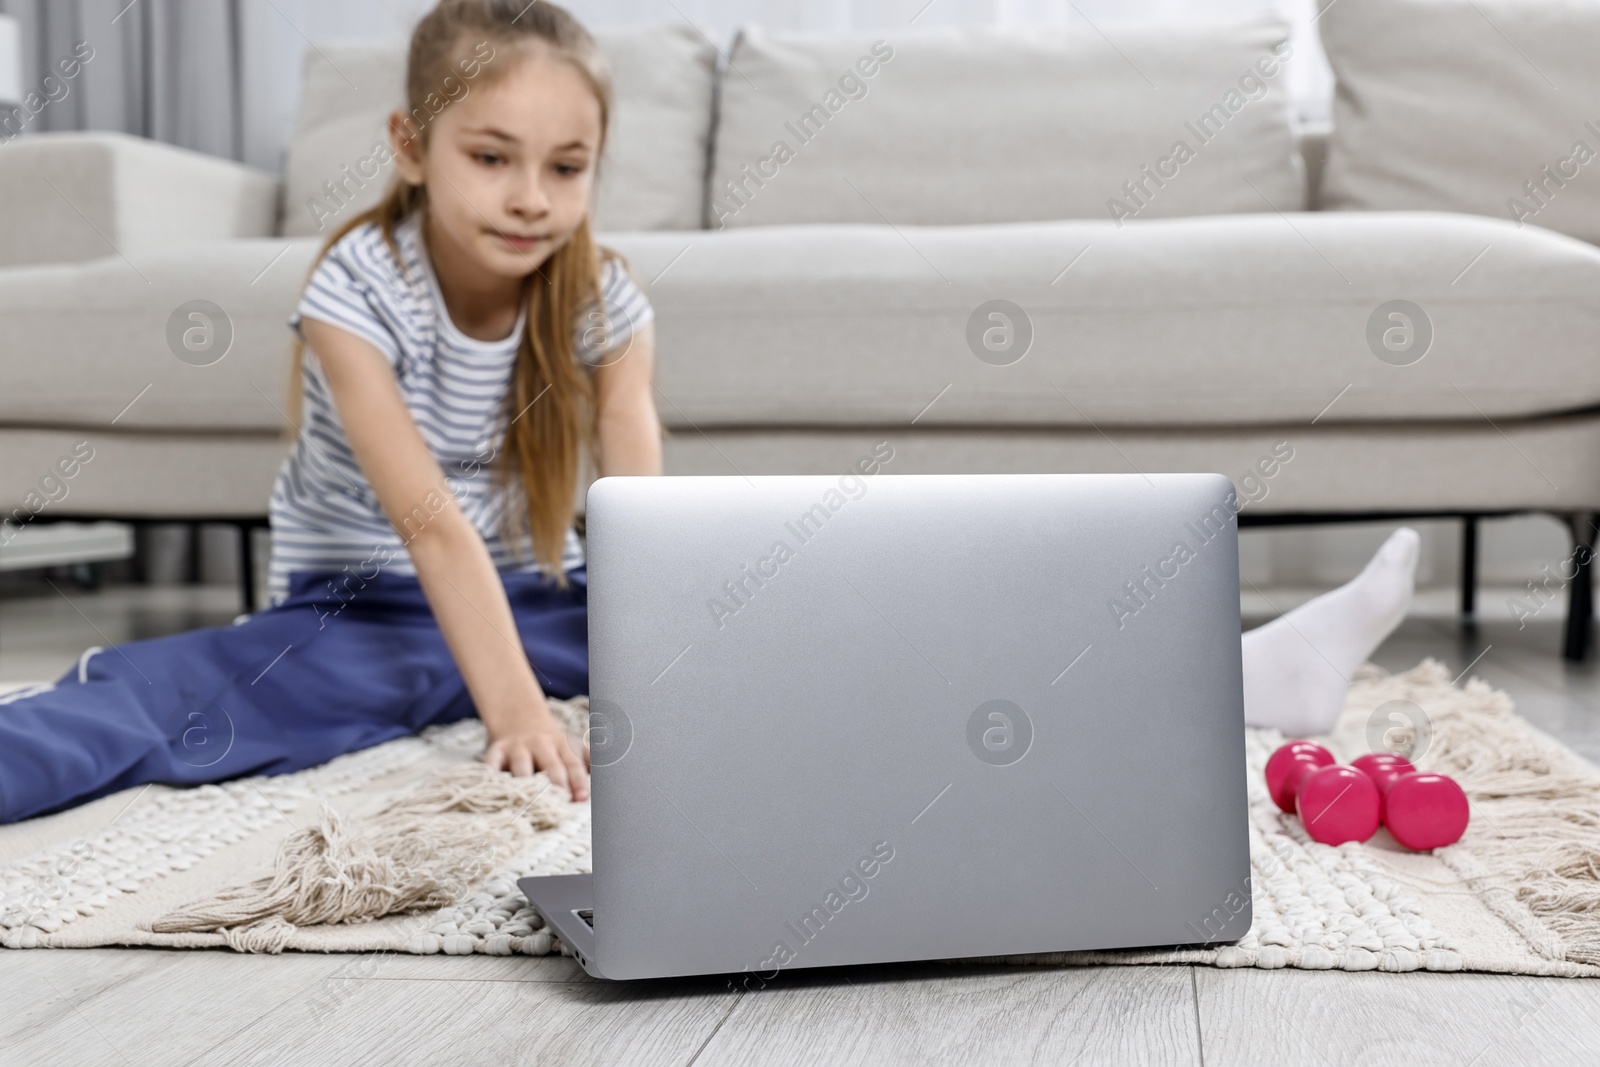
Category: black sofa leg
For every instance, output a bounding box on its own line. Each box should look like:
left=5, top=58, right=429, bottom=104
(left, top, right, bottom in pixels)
left=185, top=522, right=203, bottom=586
left=130, top=521, right=151, bottom=586
left=1563, top=512, right=1596, bottom=662
left=1460, top=516, right=1478, bottom=627
left=237, top=522, right=258, bottom=615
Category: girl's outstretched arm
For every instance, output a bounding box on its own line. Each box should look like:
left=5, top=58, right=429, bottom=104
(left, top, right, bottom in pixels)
left=592, top=322, right=662, bottom=476
left=300, top=318, right=590, bottom=801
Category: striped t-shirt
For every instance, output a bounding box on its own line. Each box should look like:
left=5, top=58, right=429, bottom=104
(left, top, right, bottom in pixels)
left=267, top=210, right=653, bottom=607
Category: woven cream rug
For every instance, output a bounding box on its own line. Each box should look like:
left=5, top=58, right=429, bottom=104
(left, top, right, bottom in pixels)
left=2, top=662, right=1598, bottom=977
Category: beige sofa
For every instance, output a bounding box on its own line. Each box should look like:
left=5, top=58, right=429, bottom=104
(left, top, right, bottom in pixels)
left=4, top=6, right=1600, bottom=653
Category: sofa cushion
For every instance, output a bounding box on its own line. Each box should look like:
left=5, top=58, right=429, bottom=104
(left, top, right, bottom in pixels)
left=604, top=211, right=1600, bottom=428
left=0, top=238, right=321, bottom=433
left=9, top=213, right=1599, bottom=437
left=1320, top=0, right=1600, bottom=245
left=709, top=21, right=1304, bottom=228
left=280, top=22, right=716, bottom=239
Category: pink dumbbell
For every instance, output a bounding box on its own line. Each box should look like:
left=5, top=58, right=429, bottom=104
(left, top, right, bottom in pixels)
left=1264, top=741, right=1335, bottom=813
left=1295, top=765, right=1381, bottom=846
left=1350, top=755, right=1470, bottom=849
left=1384, top=773, right=1470, bottom=851
left=1350, top=753, right=1416, bottom=823
left=1265, top=742, right=1381, bottom=846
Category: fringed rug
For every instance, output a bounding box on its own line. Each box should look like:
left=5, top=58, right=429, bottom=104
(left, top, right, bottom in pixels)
left=2, top=663, right=1598, bottom=978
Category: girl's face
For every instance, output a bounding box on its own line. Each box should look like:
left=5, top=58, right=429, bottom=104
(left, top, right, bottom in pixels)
left=393, top=46, right=602, bottom=281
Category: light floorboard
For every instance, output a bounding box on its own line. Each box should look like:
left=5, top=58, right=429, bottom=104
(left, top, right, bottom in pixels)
left=0, top=949, right=341, bottom=1067
left=1194, top=966, right=1600, bottom=1067
left=190, top=967, right=740, bottom=1067
left=695, top=960, right=1199, bottom=1067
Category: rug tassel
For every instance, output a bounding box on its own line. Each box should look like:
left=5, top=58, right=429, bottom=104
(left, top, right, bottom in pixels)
left=147, top=764, right=571, bottom=950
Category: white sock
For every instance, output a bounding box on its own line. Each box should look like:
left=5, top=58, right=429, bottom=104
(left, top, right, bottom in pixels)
left=1240, top=528, right=1420, bottom=735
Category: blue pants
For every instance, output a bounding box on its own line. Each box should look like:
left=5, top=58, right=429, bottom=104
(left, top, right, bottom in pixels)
left=0, top=568, right=588, bottom=824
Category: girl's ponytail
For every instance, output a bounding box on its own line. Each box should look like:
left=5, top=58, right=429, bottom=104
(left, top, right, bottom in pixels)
left=502, top=217, right=600, bottom=586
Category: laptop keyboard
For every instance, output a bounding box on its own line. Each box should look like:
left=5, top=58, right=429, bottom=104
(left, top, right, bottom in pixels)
left=575, top=908, right=594, bottom=929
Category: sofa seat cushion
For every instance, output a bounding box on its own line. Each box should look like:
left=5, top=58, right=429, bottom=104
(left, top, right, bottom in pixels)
left=605, top=210, right=1600, bottom=428
left=8, top=211, right=1600, bottom=437
left=711, top=20, right=1303, bottom=228
left=0, top=238, right=321, bottom=433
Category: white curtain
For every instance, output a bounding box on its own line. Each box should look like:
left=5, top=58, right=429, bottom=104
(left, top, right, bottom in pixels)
left=6, top=0, right=1333, bottom=172
left=0, top=0, right=245, bottom=157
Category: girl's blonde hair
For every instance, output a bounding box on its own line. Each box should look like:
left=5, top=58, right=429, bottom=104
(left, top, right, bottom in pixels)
left=288, top=0, right=616, bottom=583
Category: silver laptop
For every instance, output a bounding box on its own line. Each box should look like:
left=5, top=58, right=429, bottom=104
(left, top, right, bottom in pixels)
left=519, top=471, right=1251, bottom=981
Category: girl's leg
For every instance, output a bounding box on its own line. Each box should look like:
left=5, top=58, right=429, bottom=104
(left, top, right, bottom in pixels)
left=0, top=575, right=451, bottom=823
left=503, top=565, right=589, bottom=700
left=0, top=568, right=586, bottom=824
left=1241, top=528, right=1420, bottom=736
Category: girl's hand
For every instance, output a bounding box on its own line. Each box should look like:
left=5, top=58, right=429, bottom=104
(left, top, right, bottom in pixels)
left=483, top=704, right=591, bottom=801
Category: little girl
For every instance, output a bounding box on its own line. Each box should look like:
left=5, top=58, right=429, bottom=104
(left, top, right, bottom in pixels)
left=1, top=0, right=652, bottom=820
left=0, top=0, right=1423, bottom=826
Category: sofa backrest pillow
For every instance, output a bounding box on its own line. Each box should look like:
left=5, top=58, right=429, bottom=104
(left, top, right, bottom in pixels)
left=279, top=23, right=716, bottom=238
left=1320, top=0, right=1600, bottom=246
left=709, top=20, right=1304, bottom=228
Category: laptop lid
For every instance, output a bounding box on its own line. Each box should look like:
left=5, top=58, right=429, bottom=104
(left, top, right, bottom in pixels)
left=585, top=471, right=1251, bottom=981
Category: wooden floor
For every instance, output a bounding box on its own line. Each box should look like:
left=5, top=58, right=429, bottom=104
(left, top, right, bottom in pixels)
left=1, top=582, right=1598, bottom=1066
